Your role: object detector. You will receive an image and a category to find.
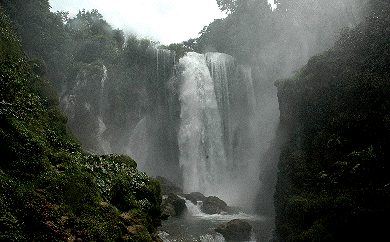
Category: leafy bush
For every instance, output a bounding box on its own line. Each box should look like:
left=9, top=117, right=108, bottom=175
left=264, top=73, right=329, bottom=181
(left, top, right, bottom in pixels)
left=274, top=1, right=390, bottom=240
left=0, top=10, right=162, bottom=241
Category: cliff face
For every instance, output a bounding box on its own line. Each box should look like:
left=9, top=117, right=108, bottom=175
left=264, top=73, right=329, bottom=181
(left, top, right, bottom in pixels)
left=273, top=1, right=390, bottom=241
left=0, top=11, right=161, bottom=242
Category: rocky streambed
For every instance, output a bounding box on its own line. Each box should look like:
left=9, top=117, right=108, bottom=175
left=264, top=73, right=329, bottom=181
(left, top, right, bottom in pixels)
left=156, top=177, right=274, bottom=242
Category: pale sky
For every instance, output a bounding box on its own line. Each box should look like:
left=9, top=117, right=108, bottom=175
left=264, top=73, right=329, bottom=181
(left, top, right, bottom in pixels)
left=49, top=0, right=277, bottom=45
left=49, top=0, right=227, bottom=45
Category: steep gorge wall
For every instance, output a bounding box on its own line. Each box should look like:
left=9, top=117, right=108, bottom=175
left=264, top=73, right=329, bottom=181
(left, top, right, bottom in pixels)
left=273, top=1, right=390, bottom=240
left=0, top=11, right=162, bottom=241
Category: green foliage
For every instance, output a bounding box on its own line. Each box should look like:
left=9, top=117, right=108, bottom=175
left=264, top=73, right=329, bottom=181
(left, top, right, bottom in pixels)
left=77, top=154, right=138, bottom=199
left=0, top=10, right=162, bottom=241
left=159, top=42, right=192, bottom=60
left=0, top=175, right=24, bottom=242
left=0, top=0, right=72, bottom=89
left=111, top=170, right=161, bottom=213
left=196, top=1, right=274, bottom=62
left=216, top=0, right=270, bottom=14
left=275, top=1, right=390, bottom=240
left=216, top=0, right=239, bottom=13
left=66, top=9, right=123, bottom=65
left=2, top=0, right=175, bottom=155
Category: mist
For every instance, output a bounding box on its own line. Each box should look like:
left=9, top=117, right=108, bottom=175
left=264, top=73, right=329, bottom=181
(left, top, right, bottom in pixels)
left=58, top=0, right=368, bottom=210
left=46, top=0, right=370, bottom=239
left=2, top=0, right=388, bottom=241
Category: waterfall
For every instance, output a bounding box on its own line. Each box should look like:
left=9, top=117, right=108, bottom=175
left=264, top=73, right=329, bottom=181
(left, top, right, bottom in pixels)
left=205, top=53, right=235, bottom=169
left=126, top=49, right=181, bottom=184
left=126, top=50, right=260, bottom=207
left=178, top=52, right=227, bottom=195
left=178, top=52, right=259, bottom=206
left=126, top=116, right=150, bottom=171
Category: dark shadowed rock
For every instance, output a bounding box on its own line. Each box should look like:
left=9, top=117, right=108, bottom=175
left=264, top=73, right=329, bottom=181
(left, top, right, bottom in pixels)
left=201, top=196, right=228, bottom=214
left=182, top=193, right=198, bottom=205
left=156, top=176, right=183, bottom=195
left=190, top=192, right=206, bottom=202
left=215, top=219, right=252, bottom=241
left=182, top=192, right=206, bottom=205
left=226, top=206, right=242, bottom=215
left=161, top=193, right=187, bottom=219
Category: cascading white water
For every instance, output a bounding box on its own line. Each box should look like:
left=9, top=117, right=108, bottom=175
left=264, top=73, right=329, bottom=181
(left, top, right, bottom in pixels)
left=97, top=65, right=111, bottom=154
left=205, top=53, right=235, bottom=169
left=178, top=52, right=227, bottom=195
left=178, top=52, right=260, bottom=207
left=126, top=50, right=260, bottom=207
left=126, top=116, right=150, bottom=171
left=125, top=49, right=182, bottom=183
left=160, top=195, right=264, bottom=242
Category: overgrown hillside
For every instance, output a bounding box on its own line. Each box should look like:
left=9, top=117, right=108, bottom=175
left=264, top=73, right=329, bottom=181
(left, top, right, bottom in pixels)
left=0, top=0, right=176, bottom=155
left=274, top=1, right=390, bottom=241
left=0, top=10, right=161, bottom=242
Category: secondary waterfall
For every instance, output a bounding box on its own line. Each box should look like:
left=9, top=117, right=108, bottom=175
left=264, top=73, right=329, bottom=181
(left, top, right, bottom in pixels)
left=97, top=64, right=111, bottom=154
left=178, top=52, right=259, bottom=206
left=125, top=49, right=181, bottom=184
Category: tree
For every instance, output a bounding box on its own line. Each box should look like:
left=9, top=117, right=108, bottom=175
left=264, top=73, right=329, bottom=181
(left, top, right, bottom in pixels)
left=217, top=0, right=271, bottom=14
left=217, top=0, right=241, bottom=13
left=0, top=0, right=71, bottom=89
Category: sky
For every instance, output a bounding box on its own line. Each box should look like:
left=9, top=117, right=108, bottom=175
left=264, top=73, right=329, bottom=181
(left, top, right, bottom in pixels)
left=49, top=0, right=227, bottom=45
left=49, top=0, right=277, bottom=45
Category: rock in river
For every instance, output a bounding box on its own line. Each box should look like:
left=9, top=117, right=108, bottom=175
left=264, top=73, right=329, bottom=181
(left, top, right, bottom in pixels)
left=161, top=193, right=187, bottom=219
left=215, top=219, right=252, bottom=241
left=201, top=196, right=228, bottom=214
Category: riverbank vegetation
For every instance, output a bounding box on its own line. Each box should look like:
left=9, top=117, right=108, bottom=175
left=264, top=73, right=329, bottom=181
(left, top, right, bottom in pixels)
left=0, top=9, right=161, bottom=241
left=274, top=1, right=390, bottom=240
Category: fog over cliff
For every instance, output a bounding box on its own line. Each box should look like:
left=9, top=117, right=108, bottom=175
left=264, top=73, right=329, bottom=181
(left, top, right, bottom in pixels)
left=56, top=0, right=367, bottom=211
left=4, top=0, right=388, bottom=241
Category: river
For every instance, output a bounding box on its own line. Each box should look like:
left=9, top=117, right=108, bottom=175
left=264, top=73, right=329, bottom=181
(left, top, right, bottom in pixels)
left=158, top=197, right=274, bottom=242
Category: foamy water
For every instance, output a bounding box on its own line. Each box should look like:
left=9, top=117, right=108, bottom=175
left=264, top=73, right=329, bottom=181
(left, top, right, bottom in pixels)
left=159, top=197, right=268, bottom=242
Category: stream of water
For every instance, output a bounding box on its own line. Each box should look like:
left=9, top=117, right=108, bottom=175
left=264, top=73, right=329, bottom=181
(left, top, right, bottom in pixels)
left=159, top=197, right=273, bottom=242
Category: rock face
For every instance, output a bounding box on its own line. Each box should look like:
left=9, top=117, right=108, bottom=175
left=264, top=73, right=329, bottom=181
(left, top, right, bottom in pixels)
left=190, top=192, right=206, bottom=202
left=157, top=176, right=237, bottom=218
left=161, top=193, right=187, bottom=219
left=60, top=65, right=109, bottom=154
left=181, top=192, right=206, bottom=205
left=215, top=219, right=252, bottom=241
left=201, top=196, right=228, bottom=214
left=273, top=4, right=390, bottom=241
left=156, top=176, right=183, bottom=195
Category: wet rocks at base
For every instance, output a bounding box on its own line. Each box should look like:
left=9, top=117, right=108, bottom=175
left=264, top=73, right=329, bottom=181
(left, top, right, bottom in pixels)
left=157, top=176, right=256, bottom=241
left=161, top=193, right=187, bottom=219
left=157, top=176, right=242, bottom=218
left=201, top=196, right=228, bottom=214
left=215, top=219, right=253, bottom=242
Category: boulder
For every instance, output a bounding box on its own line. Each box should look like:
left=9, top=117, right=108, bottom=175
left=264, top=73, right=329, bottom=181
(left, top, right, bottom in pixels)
left=201, top=196, right=228, bottom=214
left=182, top=193, right=198, bottom=205
left=190, top=192, right=206, bottom=202
left=161, top=193, right=187, bottom=218
left=226, top=206, right=242, bottom=215
left=215, top=219, right=252, bottom=241
left=156, top=176, right=183, bottom=195
left=181, top=192, right=206, bottom=205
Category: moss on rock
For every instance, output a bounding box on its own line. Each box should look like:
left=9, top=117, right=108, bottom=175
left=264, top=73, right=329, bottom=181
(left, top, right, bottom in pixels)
left=0, top=10, right=161, bottom=241
left=274, top=2, right=390, bottom=241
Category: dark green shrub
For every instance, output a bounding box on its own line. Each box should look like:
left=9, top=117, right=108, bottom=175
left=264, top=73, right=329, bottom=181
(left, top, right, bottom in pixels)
left=110, top=171, right=161, bottom=231
left=45, top=167, right=101, bottom=215
left=0, top=7, right=162, bottom=241
left=28, top=58, right=47, bottom=77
